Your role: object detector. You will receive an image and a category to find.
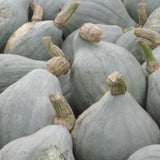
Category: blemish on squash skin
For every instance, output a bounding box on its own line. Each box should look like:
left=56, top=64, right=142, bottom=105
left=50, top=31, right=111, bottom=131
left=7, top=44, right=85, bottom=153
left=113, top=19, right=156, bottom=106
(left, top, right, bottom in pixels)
left=7, top=23, right=32, bottom=49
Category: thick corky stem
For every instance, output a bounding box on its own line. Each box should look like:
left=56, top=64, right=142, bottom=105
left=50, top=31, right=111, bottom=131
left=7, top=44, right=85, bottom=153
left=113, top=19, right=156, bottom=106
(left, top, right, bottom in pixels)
left=79, top=23, right=103, bottom=42
left=46, top=57, right=70, bottom=77
left=135, top=28, right=160, bottom=48
left=30, top=1, right=43, bottom=22
left=138, top=39, right=160, bottom=74
left=106, top=71, right=127, bottom=95
left=43, top=36, right=64, bottom=57
left=137, top=3, right=147, bottom=27
left=49, top=93, right=75, bottom=132
left=54, top=1, right=80, bottom=29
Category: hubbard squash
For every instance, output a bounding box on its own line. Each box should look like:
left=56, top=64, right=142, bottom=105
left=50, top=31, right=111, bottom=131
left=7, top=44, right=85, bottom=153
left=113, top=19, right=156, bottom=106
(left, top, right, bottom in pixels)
left=0, top=125, right=75, bottom=160
left=72, top=71, right=160, bottom=160
left=127, top=145, right=160, bottom=160
left=4, top=1, right=79, bottom=61
left=0, top=69, right=62, bottom=148
left=0, top=0, right=33, bottom=52
left=71, top=24, right=146, bottom=113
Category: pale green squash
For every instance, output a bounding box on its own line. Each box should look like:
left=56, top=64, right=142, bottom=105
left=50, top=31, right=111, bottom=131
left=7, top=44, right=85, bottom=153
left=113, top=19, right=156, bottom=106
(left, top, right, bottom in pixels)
left=0, top=125, right=75, bottom=160
left=71, top=30, right=146, bottom=113
left=0, top=69, right=62, bottom=148
left=127, top=145, right=160, bottom=160
left=72, top=71, right=160, bottom=160
left=0, top=0, right=33, bottom=52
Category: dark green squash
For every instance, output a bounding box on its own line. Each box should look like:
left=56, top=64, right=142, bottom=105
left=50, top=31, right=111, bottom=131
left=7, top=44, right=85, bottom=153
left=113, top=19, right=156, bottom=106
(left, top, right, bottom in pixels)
left=72, top=71, right=160, bottom=160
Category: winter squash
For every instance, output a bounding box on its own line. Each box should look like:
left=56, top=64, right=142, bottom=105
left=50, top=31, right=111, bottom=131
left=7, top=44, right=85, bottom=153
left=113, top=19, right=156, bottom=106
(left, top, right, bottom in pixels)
left=62, top=23, right=123, bottom=65
left=4, top=1, right=79, bottom=61
left=127, top=145, right=160, bottom=160
left=0, top=0, right=33, bottom=52
left=71, top=24, right=146, bottom=113
left=138, top=39, right=160, bottom=128
left=72, top=71, right=160, bottom=160
left=62, top=0, right=136, bottom=37
left=0, top=125, right=75, bottom=160
left=123, top=0, right=160, bottom=22
left=0, top=69, right=62, bottom=148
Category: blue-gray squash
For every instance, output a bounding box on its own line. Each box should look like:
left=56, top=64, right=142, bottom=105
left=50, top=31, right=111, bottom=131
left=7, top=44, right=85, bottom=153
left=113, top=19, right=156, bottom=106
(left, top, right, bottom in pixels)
left=123, top=0, right=160, bottom=22
left=62, top=23, right=123, bottom=65
left=70, top=24, right=146, bottom=113
left=116, top=28, right=145, bottom=64
left=4, top=1, right=79, bottom=61
left=35, top=0, right=66, bottom=20
left=138, top=39, right=160, bottom=127
left=0, top=54, right=71, bottom=103
left=62, top=0, right=136, bottom=38
left=0, top=0, right=33, bottom=52
left=127, top=145, right=160, bottom=160
left=72, top=71, right=160, bottom=160
left=0, top=125, right=75, bottom=160
left=0, top=69, right=62, bottom=148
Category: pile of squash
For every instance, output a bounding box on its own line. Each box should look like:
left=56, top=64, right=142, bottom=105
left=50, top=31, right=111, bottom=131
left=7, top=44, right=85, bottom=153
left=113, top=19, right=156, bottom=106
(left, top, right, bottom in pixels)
left=1, top=0, right=160, bottom=159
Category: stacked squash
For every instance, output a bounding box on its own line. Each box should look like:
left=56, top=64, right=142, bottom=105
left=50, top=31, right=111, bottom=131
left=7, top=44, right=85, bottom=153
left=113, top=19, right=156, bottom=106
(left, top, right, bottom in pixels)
left=1, top=0, right=160, bottom=160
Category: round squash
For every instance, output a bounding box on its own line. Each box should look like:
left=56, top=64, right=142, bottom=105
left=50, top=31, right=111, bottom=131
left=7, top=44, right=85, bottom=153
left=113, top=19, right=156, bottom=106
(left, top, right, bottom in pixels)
left=0, top=125, right=75, bottom=160
left=72, top=71, right=160, bottom=160
left=0, top=69, right=62, bottom=148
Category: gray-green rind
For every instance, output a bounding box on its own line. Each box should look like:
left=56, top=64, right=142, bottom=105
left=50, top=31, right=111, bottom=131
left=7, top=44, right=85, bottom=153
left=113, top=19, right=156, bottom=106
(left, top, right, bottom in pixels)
left=0, top=125, right=75, bottom=160
left=127, top=145, right=160, bottom=160
left=0, top=0, right=32, bottom=52
left=4, top=21, right=63, bottom=61
left=72, top=92, right=160, bottom=160
left=71, top=33, right=146, bottom=113
left=0, top=69, right=62, bottom=148
left=63, top=0, right=136, bottom=37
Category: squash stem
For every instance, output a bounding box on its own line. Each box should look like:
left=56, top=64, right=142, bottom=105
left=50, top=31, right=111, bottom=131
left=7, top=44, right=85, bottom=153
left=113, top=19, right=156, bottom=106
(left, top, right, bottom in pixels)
left=46, top=57, right=70, bottom=77
left=54, top=1, right=80, bottom=29
left=49, top=93, right=75, bottom=132
left=43, top=36, right=64, bottom=57
left=30, top=1, right=43, bottom=22
left=135, top=28, right=160, bottom=48
left=137, top=39, right=160, bottom=74
left=137, top=3, right=147, bottom=27
left=106, top=71, right=127, bottom=95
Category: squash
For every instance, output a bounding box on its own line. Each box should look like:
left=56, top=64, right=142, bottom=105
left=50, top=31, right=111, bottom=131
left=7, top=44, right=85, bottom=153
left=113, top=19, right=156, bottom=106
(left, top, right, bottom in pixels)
left=62, top=0, right=136, bottom=37
left=71, top=24, right=146, bottom=113
left=0, top=54, right=71, bottom=102
left=72, top=71, right=160, bottom=160
left=62, top=23, right=123, bottom=65
left=127, top=145, right=160, bottom=160
left=0, top=0, right=33, bottom=52
left=0, top=69, right=62, bottom=148
left=138, top=39, right=160, bottom=127
left=0, top=125, right=75, bottom=160
left=116, top=28, right=145, bottom=64
left=123, top=0, right=160, bottom=22
left=4, top=1, right=79, bottom=61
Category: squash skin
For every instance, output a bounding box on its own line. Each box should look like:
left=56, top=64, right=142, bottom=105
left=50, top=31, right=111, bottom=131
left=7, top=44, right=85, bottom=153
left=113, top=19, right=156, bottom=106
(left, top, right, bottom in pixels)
left=62, top=24, right=123, bottom=65
left=127, top=145, right=160, bottom=160
left=0, top=0, right=32, bottom=52
left=146, top=69, right=160, bottom=127
left=0, top=125, right=75, bottom=160
left=72, top=91, right=160, bottom=160
left=63, top=0, right=136, bottom=37
left=0, top=54, right=70, bottom=104
left=0, top=69, right=62, bottom=148
left=116, top=29, right=145, bottom=64
left=71, top=33, right=146, bottom=113
left=123, top=0, right=160, bottom=22
left=4, top=21, right=63, bottom=61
